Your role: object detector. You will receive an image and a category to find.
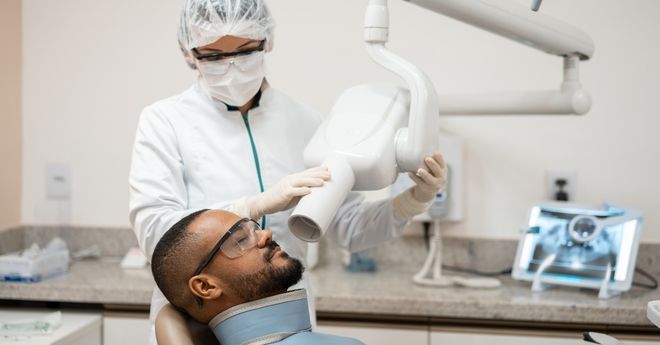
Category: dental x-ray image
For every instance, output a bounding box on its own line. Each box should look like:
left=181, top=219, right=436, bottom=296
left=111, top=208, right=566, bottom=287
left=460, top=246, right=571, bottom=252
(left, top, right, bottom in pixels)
left=528, top=210, right=623, bottom=280
left=514, top=204, right=642, bottom=290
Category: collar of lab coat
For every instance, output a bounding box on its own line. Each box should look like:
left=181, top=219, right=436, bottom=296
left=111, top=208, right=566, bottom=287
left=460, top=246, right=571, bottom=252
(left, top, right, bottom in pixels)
left=224, top=89, right=263, bottom=112
left=208, top=289, right=311, bottom=345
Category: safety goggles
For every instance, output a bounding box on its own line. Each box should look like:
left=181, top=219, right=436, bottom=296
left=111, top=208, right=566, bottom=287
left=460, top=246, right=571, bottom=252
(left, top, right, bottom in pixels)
left=192, top=218, right=262, bottom=276
left=195, top=49, right=265, bottom=75
left=191, top=40, right=265, bottom=62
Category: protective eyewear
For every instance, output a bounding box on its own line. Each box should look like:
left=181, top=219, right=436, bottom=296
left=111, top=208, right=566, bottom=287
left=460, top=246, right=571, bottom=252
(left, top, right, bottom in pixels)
left=191, top=40, right=265, bottom=62
left=195, top=48, right=265, bottom=76
left=192, top=218, right=261, bottom=276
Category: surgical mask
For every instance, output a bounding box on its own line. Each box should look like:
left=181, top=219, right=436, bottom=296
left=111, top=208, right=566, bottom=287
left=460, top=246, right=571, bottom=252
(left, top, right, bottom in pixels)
left=197, top=51, right=265, bottom=107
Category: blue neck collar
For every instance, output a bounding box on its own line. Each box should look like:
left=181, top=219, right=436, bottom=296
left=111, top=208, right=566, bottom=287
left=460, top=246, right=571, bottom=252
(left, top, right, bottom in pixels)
left=208, top=289, right=311, bottom=345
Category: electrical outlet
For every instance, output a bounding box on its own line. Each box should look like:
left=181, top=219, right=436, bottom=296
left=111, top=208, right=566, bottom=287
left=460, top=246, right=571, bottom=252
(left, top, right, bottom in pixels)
left=545, top=170, right=576, bottom=202
left=46, top=164, right=71, bottom=199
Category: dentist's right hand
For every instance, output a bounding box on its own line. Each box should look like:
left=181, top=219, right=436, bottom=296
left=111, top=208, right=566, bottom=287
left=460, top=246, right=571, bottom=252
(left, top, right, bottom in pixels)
left=234, top=166, right=331, bottom=220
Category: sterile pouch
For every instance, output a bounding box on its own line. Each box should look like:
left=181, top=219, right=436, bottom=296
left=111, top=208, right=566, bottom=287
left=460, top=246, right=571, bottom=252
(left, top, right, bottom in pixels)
left=0, top=311, right=62, bottom=338
left=0, top=237, right=70, bottom=282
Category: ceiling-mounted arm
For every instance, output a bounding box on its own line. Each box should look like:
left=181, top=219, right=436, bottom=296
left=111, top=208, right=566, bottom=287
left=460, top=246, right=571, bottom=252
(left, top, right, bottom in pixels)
left=404, top=0, right=594, bottom=60
left=365, top=0, right=439, bottom=172
left=437, top=55, right=592, bottom=115
left=402, top=0, right=595, bottom=115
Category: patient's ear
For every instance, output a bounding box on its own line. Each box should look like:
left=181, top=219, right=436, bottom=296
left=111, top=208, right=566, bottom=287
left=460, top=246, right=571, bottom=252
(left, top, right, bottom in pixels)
left=189, top=275, right=223, bottom=301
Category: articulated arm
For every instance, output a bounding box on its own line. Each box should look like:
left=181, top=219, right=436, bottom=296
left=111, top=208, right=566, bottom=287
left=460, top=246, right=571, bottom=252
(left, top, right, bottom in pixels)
left=404, top=0, right=594, bottom=115
left=405, top=0, right=594, bottom=59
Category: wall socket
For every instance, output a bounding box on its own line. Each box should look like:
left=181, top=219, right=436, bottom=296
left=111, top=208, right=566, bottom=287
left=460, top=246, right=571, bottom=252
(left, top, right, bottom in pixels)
left=46, top=163, right=71, bottom=199
left=545, top=170, right=576, bottom=202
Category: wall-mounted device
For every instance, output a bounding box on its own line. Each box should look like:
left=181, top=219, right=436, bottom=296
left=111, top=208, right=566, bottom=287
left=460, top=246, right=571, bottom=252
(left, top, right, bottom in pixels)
left=288, top=0, right=595, bottom=242
left=512, top=203, right=643, bottom=299
left=288, top=0, right=440, bottom=242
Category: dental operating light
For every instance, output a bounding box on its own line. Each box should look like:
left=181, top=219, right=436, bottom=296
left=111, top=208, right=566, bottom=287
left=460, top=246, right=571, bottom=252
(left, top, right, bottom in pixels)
left=288, top=0, right=595, bottom=242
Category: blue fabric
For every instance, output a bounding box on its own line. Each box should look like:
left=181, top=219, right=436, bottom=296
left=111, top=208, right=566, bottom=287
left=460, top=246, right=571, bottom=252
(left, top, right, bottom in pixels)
left=212, top=299, right=311, bottom=345
left=211, top=295, right=364, bottom=345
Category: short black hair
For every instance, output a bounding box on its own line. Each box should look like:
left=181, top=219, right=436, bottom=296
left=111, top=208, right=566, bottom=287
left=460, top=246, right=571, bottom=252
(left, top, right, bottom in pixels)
left=151, top=209, right=209, bottom=309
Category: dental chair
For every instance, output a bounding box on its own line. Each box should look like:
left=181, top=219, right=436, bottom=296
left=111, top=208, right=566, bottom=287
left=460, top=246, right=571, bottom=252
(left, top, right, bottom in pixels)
left=154, top=301, right=660, bottom=345
left=155, top=303, right=220, bottom=345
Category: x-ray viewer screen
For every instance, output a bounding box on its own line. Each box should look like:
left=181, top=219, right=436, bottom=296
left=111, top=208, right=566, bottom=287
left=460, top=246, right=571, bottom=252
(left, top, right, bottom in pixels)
left=518, top=209, right=639, bottom=283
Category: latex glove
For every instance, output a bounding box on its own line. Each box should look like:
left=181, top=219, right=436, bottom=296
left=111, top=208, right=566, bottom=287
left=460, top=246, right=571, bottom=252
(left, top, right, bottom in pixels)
left=247, top=166, right=331, bottom=219
left=408, top=152, right=448, bottom=203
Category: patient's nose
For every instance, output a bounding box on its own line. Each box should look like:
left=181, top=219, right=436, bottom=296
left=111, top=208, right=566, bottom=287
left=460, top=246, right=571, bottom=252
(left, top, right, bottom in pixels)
left=257, top=230, right=272, bottom=248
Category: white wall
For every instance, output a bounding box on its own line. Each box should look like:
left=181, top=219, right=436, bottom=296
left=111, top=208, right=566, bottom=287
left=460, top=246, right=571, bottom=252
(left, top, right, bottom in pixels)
left=22, top=0, right=660, bottom=242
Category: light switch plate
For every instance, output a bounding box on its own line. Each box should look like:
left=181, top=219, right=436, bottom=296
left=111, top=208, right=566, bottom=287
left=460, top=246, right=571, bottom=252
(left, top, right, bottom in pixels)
left=46, top=163, right=71, bottom=199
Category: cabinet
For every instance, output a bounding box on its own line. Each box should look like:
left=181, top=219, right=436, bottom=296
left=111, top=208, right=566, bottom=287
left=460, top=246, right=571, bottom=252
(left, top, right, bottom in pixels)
left=0, top=309, right=101, bottom=345
left=430, top=327, right=660, bottom=345
left=102, top=312, right=150, bottom=345
left=317, top=321, right=428, bottom=345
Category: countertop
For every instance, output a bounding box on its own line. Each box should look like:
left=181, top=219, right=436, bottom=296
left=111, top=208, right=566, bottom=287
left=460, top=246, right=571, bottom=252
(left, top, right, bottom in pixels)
left=1, top=257, right=658, bottom=329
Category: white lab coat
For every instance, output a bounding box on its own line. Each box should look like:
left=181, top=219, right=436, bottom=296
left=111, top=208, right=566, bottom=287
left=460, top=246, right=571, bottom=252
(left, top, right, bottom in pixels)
left=129, top=81, right=409, bottom=344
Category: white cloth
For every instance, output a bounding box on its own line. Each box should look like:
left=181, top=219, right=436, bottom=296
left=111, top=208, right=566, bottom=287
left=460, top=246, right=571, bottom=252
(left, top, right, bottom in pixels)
left=129, top=81, right=409, bottom=344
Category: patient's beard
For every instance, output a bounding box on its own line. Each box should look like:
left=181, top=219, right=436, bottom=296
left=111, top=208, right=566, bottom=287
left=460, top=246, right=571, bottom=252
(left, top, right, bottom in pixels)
left=225, top=241, right=305, bottom=302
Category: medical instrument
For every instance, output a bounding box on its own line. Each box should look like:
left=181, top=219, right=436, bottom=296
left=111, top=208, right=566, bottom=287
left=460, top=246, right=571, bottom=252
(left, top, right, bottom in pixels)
left=413, top=220, right=502, bottom=288
left=288, top=0, right=439, bottom=241
left=0, top=237, right=70, bottom=282
left=390, top=134, right=496, bottom=288
left=412, top=170, right=501, bottom=289
left=0, top=311, right=62, bottom=338
left=234, top=166, right=330, bottom=230
left=288, top=0, right=594, bottom=242
left=512, top=203, right=643, bottom=299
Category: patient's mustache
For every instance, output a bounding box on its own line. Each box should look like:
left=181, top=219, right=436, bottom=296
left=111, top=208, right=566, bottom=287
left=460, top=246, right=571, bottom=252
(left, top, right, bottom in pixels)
left=264, top=240, right=281, bottom=261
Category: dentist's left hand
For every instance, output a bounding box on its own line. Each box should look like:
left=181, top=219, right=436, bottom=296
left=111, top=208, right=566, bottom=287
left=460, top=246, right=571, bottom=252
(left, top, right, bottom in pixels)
left=408, top=152, right=448, bottom=203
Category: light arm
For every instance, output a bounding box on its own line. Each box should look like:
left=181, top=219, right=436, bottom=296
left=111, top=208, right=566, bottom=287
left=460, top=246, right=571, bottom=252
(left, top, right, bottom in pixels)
left=438, top=56, right=591, bottom=115
left=404, top=0, right=594, bottom=59
left=365, top=0, right=439, bottom=172
left=401, top=0, right=595, bottom=115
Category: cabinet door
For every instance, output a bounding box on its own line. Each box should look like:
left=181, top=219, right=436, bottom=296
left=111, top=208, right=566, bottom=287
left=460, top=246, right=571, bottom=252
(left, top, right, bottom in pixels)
left=431, top=328, right=660, bottom=345
left=431, top=331, right=579, bottom=345
left=103, top=312, right=150, bottom=345
left=317, top=321, right=428, bottom=345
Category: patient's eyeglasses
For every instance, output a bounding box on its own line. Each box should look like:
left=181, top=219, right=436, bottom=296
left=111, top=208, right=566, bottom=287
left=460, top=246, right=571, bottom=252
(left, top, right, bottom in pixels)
left=192, top=218, right=261, bottom=276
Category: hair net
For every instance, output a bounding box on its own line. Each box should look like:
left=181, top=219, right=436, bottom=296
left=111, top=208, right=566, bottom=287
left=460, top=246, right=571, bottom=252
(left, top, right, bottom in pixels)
left=178, top=0, right=275, bottom=51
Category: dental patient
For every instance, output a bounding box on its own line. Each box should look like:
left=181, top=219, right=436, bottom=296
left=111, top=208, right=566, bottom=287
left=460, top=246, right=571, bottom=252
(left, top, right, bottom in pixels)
left=151, top=209, right=364, bottom=345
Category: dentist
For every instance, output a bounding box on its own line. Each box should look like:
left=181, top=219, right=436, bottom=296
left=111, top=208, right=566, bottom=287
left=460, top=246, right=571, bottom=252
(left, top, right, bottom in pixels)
left=128, top=0, right=447, bottom=343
